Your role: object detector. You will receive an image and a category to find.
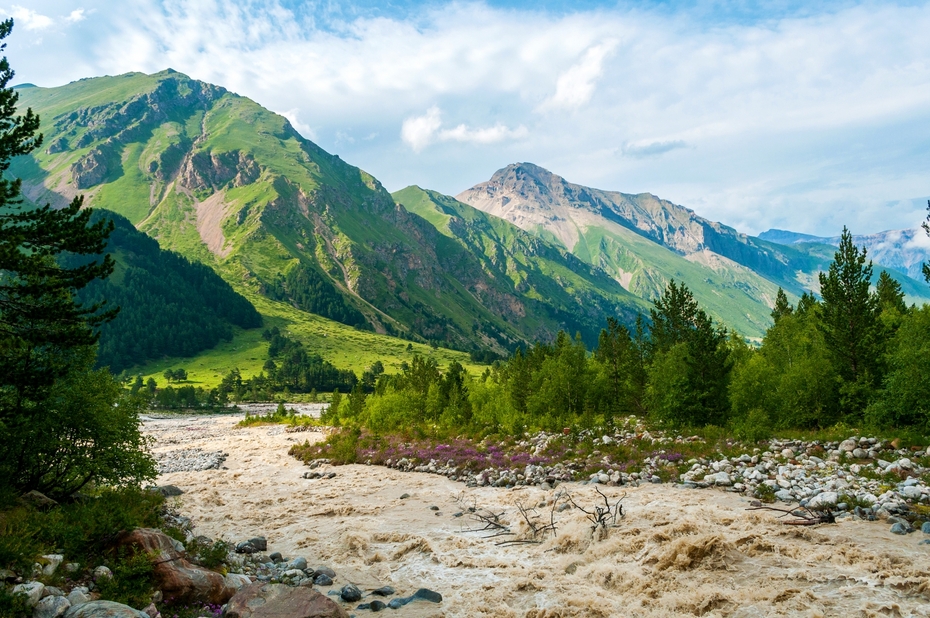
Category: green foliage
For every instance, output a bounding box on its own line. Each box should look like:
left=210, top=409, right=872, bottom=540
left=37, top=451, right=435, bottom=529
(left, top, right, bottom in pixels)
left=0, top=487, right=164, bottom=575
left=188, top=538, right=230, bottom=570
left=818, top=227, right=884, bottom=415
left=96, top=549, right=155, bottom=608
left=866, top=305, right=930, bottom=429
left=0, top=587, right=30, bottom=618
left=265, top=262, right=365, bottom=327
left=77, top=211, right=261, bottom=373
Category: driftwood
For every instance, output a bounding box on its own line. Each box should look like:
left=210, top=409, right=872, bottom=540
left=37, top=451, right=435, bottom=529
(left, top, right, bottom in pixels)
left=746, top=503, right=836, bottom=525
left=567, top=486, right=625, bottom=532
left=495, top=502, right=559, bottom=546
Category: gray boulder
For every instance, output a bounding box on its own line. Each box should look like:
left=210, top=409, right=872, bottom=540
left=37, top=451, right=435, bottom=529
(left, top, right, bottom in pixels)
left=12, top=582, right=45, bottom=608
left=34, top=595, right=71, bottom=618
left=64, top=601, right=148, bottom=618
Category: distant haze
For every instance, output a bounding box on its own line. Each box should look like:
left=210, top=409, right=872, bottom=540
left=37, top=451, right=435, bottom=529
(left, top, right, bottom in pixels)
left=8, top=0, right=930, bottom=236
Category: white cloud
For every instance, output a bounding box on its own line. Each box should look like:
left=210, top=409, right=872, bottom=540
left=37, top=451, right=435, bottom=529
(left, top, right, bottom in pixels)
left=540, top=40, right=617, bottom=112
left=66, top=8, right=85, bottom=22
left=4, top=5, right=54, bottom=30
left=401, top=106, right=527, bottom=152
left=401, top=106, right=442, bottom=152
left=10, top=0, right=930, bottom=235
left=278, top=108, right=316, bottom=140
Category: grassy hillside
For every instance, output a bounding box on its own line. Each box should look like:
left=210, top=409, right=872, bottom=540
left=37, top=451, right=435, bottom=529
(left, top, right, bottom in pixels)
left=131, top=292, right=482, bottom=389
left=14, top=73, right=646, bottom=356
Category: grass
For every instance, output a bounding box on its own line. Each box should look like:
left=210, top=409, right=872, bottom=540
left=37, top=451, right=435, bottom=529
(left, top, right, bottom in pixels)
left=130, top=292, right=484, bottom=389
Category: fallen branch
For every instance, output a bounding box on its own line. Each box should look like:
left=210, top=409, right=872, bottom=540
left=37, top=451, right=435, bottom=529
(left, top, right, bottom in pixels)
left=746, top=503, right=836, bottom=526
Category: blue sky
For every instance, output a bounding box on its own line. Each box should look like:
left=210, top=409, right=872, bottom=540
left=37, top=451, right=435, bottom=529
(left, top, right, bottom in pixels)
left=6, top=0, right=930, bottom=238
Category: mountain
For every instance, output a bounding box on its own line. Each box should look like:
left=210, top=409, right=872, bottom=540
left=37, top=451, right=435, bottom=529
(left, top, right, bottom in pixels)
left=759, top=228, right=930, bottom=283
left=13, top=72, right=645, bottom=354
left=456, top=163, right=930, bottom=336
left=392, top=186, right=647, bottom=345
left=77, top=211, right=262, bottom=373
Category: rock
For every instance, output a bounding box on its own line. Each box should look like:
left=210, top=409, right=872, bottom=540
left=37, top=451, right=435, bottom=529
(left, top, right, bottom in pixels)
left=807, top=491, right=838, bottom=509
left=283, top=569, right=305, bottom=580
left=117, top=529, right=235, bottom=606
left=12, top=582, right=45, bottom=607
left=356, top=600, right=387, bottom=612
left=387, top=588, right=443, bottom=608
left=154, top=485, right=184, bottom=498
left=429, top=506, right=439, bottom=511
left=288, top=557, right=308, bottom=571
left=314, top=567, right=336, bottom=579
left=0, top=568, right=16, bottom=581
left=93, top=566, right=113, bottom=581
left=839, top=439, right=857, bottom=452
left=42, top=587, right=65, bottom=598
left=64, top=600, right=148, bottom=618
left=711, top=472, right=732, bottom=486
left=922, top=522, right=930, bottom=534
left=35, top=595, right=71, bottom=618
left=225, top=583, right=348, bottom=618
left=269, top=553, right=283, bottom=563
left=248, top=537, right=268, bottom=552
left=852, top=448, right=868, bottom=459
left=891, top=522, right=911, bottom=535
left=40, top=555, right=64, bottom=576
left=20, top=491, right=58, bottom=510
left=901, top=486, right=923, bottom=500
left=313, top=574, right=333, bottom=586
left=340, top=584, right=362, bottom=602
left=371, top=586, right=395, bottom=596
left=399, top=493, right=410, bottom=500
left=67, top=588, right=91, bottom=607
left=225, top=574, right=252, bottom=590
left=774, top=489, right=794, bottom=502
left=141, top=603, right=159, bottom=618
left=64, top=564, right=80, bottom=574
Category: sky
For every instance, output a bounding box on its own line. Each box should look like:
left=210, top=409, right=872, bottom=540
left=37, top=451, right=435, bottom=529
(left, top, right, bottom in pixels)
left=5, top=0, right=930, bottom=237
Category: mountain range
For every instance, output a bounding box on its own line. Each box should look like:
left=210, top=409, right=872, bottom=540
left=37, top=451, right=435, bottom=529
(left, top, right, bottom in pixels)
left=12, top=70, right=930, bottom=370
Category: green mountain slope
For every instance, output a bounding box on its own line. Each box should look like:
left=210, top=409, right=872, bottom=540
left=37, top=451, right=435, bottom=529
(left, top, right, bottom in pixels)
left=393, top=186, right=648, bottom=344
left=456, top=163, right=930, bottom=337
left=76, top=211, right=262, bottom=373
left=14, top=72, right=645, bottom=354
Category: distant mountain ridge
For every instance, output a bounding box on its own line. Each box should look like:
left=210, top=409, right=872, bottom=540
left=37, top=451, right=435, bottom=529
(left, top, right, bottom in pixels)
left=456, top=163, right=930, bottom=336
left=759, top=227, right=930, bottom=282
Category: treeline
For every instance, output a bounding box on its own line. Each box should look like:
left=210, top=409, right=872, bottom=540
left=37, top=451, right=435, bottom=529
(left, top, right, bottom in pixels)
left=76, top=212, right=262, bottom=373
left=264, top=263, right=367, bottom=327
left=326, top=229, right=930, bottom=436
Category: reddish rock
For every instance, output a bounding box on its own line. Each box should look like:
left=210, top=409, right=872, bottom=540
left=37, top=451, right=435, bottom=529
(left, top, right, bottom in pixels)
left=117, top=529, right=235, bottom=606
left=226, top=583, right=348, bottom=618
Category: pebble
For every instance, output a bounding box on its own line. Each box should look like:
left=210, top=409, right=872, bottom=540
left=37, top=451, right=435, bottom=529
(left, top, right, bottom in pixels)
left=341, top=584, right=362, bottom=602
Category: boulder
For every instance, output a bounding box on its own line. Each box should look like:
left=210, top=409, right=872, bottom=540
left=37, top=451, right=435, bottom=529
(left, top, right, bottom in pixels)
left=225, top=573, right=252, bottom=590
left=34, top=595, right=71, bottom=618
left=117, top=529, right=235, bottom=606
left=838, top=439, right=857, bottom=452
left=64, top=601, right=148, bottom=618
left=225, top=583, right=348, bottom=618
left=20, top=491, right=58, bottom=510
left=67, top=588, right=91, bottom=607
left=41, top=555, right=64, bottom=576
left=808, top=491, right=839, bottom=509
left=12, top=582, right=45, bottom=607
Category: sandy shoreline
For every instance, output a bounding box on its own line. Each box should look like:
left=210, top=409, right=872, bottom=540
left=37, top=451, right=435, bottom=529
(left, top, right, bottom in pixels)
left=144, top=414, right=930, bottom=617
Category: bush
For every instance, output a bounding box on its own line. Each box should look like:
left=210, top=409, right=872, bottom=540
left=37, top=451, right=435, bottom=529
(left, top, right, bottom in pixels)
left=0, top=587, right=30, bottom=618
left=189, top=539, right=230, bottom=570
left=0, top=348, right=156, bottom=500
left=96, top=548, right=155, bottom=608
left=0, top=487, right=165, bottom=574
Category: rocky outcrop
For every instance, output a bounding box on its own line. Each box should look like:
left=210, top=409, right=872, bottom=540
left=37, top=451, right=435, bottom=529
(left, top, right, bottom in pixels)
left=71, top=145, right=113, bottom=189
left=179, top=150, right=261, bottom=192
left=116, top=528, right=235, bottom=606
left=225, top=583, right=348, bottom=618
left=46, top=137, right=69, bottom=154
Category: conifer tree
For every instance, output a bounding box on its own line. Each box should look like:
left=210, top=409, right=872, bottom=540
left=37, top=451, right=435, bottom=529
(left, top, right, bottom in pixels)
left=771, top=287, right=793, bottom=323
left=818, top=227, right=882, bottom=415
left=875, top=271, right=906, bottom=314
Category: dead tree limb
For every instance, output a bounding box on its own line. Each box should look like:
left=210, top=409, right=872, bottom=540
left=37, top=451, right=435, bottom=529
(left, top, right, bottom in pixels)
left=746, top=504, right=836, bottom=525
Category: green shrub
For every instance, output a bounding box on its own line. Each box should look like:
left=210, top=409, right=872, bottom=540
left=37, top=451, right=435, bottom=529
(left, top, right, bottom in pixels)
left=0, top=587, right=30, bottom=618
left=96, top=548, right=155, bottom=608
left=189, top=539, right=230, bottom=570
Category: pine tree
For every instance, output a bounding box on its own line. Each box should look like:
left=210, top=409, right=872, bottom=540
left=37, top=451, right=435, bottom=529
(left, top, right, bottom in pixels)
left=875, top=271, right=906, bottom=314
left=818, top=227, right=882, bottom=415
left=771, top=287, right=793, bottom=323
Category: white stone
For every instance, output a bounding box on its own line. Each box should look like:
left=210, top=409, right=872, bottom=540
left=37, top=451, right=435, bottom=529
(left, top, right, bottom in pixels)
left=41, top=555, right=64, bottom=576
left=781, top=449, right=795, bottom=459
left=34, top=595, right=70, bottom=618
left=712, top=472, right=732, bottom=486
left=225, top=573, right=251, bottom=590
left=67, top=587, right=91, bottom=607
left=808, top=491, right=839, bottom=509
left=839, top=439, right=857, bottom=452
left=902, top=486, right=923, bottom=500
left=11, top=582, right=44, bottom=607
left=93, top=566, right=113, bottom=580
left=896, top=458, right=914, bottom=470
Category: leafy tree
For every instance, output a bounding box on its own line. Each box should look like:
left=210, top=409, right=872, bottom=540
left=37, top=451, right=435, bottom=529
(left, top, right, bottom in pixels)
left=817, top=227, right=883, bottom=415
left=866, top=305, right=930, bottom=429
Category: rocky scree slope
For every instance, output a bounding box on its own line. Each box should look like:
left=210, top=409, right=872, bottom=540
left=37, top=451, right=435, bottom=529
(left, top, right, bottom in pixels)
left=14, top=72, right=644, bottom=353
